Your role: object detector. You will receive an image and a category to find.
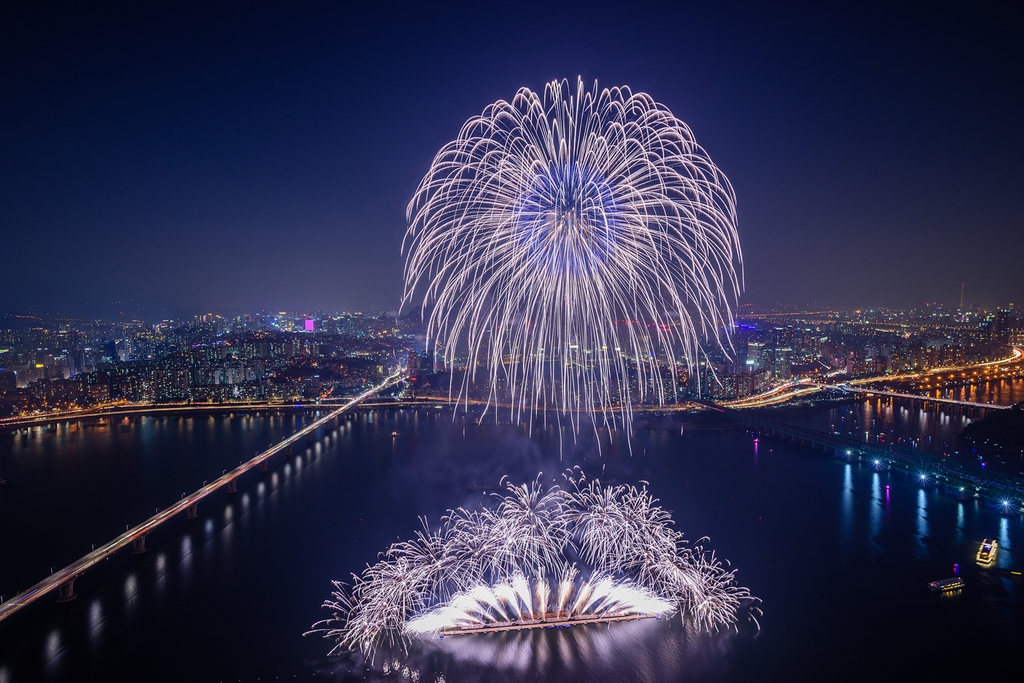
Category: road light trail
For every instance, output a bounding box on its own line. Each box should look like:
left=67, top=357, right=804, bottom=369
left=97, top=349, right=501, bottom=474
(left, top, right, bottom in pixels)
left=721, top=346, right=1023, bottom=409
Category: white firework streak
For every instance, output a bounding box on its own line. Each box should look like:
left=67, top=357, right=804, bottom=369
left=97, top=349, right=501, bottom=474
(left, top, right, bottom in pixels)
left=402, top=78, right=743, bottom=433
left=307, top=473, right=758, bottom=657
left=404, top=571, right=674, bottom=636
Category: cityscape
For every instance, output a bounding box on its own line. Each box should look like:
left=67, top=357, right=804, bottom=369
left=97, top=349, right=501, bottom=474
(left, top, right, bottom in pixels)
left=2, top=2, right=1023, bottom=683
left=1, top=303, right=1021, bottom=418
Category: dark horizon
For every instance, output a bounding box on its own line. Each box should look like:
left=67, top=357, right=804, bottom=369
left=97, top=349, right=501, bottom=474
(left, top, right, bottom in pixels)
left=3, top=1, right=1022, bottom=314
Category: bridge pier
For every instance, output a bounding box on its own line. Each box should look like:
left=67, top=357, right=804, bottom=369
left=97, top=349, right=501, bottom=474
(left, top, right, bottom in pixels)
left=306, top=432, right=315, bottom=443
left=227, top=478, right=238, bottom=493
left=56, top=579, right=76, bottom=603
left=286, top=444, right=294, bottom=455
left=185, top=503, right=198, bottom=519
left=259, top=460, right=269, bottom=473
left=131, top=535, right=147, bottom=554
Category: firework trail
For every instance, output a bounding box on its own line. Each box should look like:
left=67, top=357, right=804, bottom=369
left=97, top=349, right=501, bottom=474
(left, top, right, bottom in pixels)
left=403, top=78, right=742, bottom=432
left=308, top=472, right=758, bottom=657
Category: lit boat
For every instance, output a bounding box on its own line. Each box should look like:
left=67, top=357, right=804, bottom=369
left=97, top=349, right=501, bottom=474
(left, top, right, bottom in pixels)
left=928, top=577, right=965, bottom=593
left=976, top=539, right=998, bottom=566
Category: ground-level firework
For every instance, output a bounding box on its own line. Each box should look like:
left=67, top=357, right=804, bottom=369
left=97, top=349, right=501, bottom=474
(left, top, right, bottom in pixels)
left=309, top=472, right=758, bottom=657
left=404, top=572, right=674, bottom=636
left=402, top=78, right=743, bottom=434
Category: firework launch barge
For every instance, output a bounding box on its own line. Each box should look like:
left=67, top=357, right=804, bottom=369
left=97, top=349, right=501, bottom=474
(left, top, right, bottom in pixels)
left=437, top=611, right=659, bottom=636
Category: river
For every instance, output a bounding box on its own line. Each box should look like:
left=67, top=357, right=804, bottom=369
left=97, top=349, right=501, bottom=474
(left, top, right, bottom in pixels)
left=0, top=404, right=1022, bottom=682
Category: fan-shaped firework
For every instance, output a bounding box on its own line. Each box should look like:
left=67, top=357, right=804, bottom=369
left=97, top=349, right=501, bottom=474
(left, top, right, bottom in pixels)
left=308, top=473, right=758, bottom=657
left=403, top=78, right=743, bottom=431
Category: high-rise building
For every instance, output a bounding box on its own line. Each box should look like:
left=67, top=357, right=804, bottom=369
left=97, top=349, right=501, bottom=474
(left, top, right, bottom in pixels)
left=406, top=350, right=420, bottom=379
left=775, top=348, right=792, bottom=378
left=746, top=342, right=765, bottom=371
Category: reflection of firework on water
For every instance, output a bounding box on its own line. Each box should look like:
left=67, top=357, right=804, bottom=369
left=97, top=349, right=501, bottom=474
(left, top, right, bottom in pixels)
left=309, top=472, right=758, bottom=657
left=316, top=619, right=738, bottom=683
left=402, top=78, right=743, bottom=432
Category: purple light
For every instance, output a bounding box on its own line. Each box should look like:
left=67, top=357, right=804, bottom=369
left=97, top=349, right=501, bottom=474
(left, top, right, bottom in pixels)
left=305, top=319, right=315, bottom=332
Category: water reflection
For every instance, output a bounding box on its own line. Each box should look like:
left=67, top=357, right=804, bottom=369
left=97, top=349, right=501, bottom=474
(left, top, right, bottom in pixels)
left=841, top=464, right=853, bottom=556
left=180, top=535, right=194, bottom=583
left=338, top=620, right=737, bottom=683
left=998, top=517, right=1011, bottom=569
left=914, top=489, right=930, bottom=559
left=956, top=504, right=965, bottom=546
left=124, top=574, right=138, bottom=601
left=869, top=473, right=882, bottom=552
left=85, top=600, right=104, bottom=649
left=44, top=629, right=63, bottom=675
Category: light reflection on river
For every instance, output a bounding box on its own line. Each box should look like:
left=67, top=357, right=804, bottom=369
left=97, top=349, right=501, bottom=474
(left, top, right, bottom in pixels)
left=792, top=378, right=1024, bottom=474
left=0, top=407, right=1022, bottom=682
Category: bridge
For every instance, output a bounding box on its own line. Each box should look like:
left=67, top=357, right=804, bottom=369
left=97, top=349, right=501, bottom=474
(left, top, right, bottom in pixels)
left=704, top=402, right=1024, bottom=508
left=0, top=370, right=405, bottom=625
left=837, top=386, right=1011, bottom=410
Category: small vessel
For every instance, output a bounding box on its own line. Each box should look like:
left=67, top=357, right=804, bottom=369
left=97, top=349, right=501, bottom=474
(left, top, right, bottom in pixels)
left=976, top=539, right=998, bottom=567
left=928, top=577, right=965, bottom=593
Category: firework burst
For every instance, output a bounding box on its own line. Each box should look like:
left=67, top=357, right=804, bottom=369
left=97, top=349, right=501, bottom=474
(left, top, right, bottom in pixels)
left=403, top=78, right=742, bottom=431
left=308, top=472, right=758, bottom=657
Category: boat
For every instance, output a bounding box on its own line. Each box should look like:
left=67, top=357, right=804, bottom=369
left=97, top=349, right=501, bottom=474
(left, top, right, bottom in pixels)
left=976, top=539, right=998, bottom=566
left=928, top=577, right=965, bottom=592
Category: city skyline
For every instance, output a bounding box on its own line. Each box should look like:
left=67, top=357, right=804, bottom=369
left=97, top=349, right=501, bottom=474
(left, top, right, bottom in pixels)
left=3, top=2, right=1022, bottom=314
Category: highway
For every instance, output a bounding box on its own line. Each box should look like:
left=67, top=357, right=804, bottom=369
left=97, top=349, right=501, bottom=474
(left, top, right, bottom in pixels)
left=721, top=346, right=1024, bottom=410
left=844, top=345, right=1024, bottom=387
left=0, top=369, right=405, bottom=625
left=0, top=399, right=357, bottom=431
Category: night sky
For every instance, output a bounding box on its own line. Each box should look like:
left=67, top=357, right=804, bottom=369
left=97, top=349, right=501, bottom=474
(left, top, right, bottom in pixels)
left=2, top=1, right=1021, bottom=316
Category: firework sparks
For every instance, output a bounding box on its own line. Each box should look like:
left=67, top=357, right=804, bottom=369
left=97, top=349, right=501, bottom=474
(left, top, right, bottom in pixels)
left=402, top=78, right=743, bottom=432
left=308, top=473, right=758, bottom=657
left=404, top=572, right=674, bottom=636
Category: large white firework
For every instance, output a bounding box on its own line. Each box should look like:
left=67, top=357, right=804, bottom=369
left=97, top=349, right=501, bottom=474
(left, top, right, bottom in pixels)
left=403, top=78, right=742, bottom=431
left=308, top=472, right=758, bottom=657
